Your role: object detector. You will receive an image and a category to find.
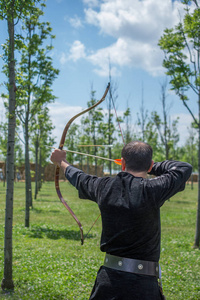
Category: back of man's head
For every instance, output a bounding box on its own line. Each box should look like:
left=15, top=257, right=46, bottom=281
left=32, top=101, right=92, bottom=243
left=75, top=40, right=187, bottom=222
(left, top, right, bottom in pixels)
left=121, top=141, right=153, bottom=172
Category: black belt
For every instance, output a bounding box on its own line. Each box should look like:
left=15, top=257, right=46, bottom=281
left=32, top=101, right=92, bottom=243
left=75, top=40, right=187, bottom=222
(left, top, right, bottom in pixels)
left=104, top=254, right=159, bottom=278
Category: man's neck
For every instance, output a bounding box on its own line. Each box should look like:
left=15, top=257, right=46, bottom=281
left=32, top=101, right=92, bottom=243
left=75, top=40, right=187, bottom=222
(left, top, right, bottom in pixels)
left=125, top=169, right=147, bottom=178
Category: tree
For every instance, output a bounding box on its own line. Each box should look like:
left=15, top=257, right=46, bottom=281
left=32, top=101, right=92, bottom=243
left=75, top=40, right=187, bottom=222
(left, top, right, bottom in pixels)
left=30, top=106, right=55, bottom=199
left=182, top=125, right=198, bottom=189
left=87, top=88, right=104, bottom=174
left=123, top=103, right=133, bottom=144
left=0, top=0, right=41, bottom=291
left=107, top=78, right=119, bottom=174
left=151, top=81, right=179, bottom=160
left=159, top=0, right=200, bottom=248
left=137, top=84, right=148, bottom=142
left=136, top=87, right=161, bottom=160
left=79, top=87, right=105, bottom=175
left=13, top=3, right=59, bottom=226
left=65, top=124, right=81, bottom=164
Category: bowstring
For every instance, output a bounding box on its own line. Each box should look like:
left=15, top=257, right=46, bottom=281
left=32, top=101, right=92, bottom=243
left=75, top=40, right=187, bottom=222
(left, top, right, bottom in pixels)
left=84, top=213, right=101, bottom=241
left=110, top=88, right=125, bottom=146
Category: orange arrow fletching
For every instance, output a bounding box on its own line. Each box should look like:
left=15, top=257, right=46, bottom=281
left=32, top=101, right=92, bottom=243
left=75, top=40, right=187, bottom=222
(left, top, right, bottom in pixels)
left=114, top=159, right=122, bottom=165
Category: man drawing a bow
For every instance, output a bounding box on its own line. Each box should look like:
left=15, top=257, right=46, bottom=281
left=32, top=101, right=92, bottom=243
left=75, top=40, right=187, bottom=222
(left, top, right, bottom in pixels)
left=51, top=140, right=192, bottom=300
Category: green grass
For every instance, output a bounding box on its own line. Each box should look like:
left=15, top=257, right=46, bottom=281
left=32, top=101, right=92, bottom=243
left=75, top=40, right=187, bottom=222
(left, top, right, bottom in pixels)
left=0, top=181, right=200, bottom=299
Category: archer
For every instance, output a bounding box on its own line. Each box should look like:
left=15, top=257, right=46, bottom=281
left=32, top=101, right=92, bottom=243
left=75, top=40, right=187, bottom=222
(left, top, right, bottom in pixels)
left=50, top=140, right=192, bottom=300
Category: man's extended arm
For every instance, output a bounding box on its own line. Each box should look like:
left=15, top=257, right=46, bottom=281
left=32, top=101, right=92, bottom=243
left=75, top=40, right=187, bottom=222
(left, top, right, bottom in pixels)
left=50, top=148, right=103, bottom=201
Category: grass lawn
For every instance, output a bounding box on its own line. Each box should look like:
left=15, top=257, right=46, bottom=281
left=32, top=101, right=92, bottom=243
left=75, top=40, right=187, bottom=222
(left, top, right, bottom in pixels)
left=0, top=180, right=200, bottom=299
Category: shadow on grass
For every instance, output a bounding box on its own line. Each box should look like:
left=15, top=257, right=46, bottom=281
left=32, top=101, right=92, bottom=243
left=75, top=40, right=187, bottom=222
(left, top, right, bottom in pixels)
left=35, top=199, right=58, bottom=203
left=175, top=200, right=191, bottom=205
left=36, top=193, right=52, bottom=197
left=31, top=207, right=60, bottom=214
left=19, top=208, right=60, bottom=213
left=24, top=225, right=94, bottom=241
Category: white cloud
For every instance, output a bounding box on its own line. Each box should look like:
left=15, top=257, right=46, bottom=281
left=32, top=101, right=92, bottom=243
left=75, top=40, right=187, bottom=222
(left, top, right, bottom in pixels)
left=85, top=0, right=185, bottom=41
left=69, top=15, right=83, bottom=29
left=59, top=0, right=196, bottom=76
left=82, top=0, right=195, bottom=76
left=59, top=41, right=86, bottom=64
left=59, top=52, right=68, bottom=65
left=88, top=37, right=165, bottom=76
left=68, top=40, right=86, bottom=62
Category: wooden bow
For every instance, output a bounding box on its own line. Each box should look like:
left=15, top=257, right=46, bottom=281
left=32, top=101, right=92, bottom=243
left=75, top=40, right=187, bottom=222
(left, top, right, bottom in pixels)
left=55, top=83, right=110, bottom=245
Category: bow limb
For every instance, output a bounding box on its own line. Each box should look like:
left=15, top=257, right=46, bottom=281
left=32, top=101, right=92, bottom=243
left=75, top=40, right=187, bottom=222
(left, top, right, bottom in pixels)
left=55, top=83, right=110, bottom=245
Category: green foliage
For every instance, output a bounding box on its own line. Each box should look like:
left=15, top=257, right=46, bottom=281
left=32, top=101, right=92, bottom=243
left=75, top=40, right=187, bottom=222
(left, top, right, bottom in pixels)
left=65, top=124, right=81, bottom=164
left=0, top=181, right=199, bottom=299
left=123, top=107, right=134, bottom=144
left=1, top=1, right=59, bottom=111
left=0, top=122, right=8, bottom=160
left=0, top=1, right=41, bottom=22
left=158, top=1, right=200, bottom=109
left=179, top=125, right=198, bottom=171
left=151, top=111, right=180, bottom=160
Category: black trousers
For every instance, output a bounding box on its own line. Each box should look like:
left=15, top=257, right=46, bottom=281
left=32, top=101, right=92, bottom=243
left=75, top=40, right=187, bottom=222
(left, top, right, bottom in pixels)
left=89, top=266, right=163, bottom=300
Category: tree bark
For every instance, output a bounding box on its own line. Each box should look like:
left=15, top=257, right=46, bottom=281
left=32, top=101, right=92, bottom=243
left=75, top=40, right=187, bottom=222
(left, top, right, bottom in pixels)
left=38, top=147, right=42, bottom=191
left=34, top=138, right=39, bottom=199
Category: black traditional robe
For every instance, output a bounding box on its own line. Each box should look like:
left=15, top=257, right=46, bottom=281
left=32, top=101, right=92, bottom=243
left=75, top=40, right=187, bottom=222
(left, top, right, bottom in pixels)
left=65, top=160, right=192, bottom=300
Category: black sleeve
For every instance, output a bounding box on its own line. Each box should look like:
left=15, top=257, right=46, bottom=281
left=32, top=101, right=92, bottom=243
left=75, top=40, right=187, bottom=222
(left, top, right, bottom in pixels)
left=65, top=165, right=104, bottom=202
left=147, top=160, right=192, bottom=207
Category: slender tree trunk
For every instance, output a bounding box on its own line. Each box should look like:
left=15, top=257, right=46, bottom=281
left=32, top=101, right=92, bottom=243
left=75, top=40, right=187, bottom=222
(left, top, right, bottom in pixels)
left=1, top=17, right=15, bottom=291
left=28, top=171, right=32, bottom=208
left=38, top=147, right=42, bottom=191
left=80, top=156, right=83, bottom=170
left=140, top=84, right=147, bottom=142
left=27, top=42, right=32, bottom=208
left=87, top=155, right=89, bottom=174
left=191, top=148, right=194, bottom=190
left=161, top=80, right=169, bottom=160
left=194, top=112, right=200, bottom=248
left=3, top=159, right=6, bottom=187
left=25, top=114, right=32, bottom=226
left=34, top=138, right=39, bottom=199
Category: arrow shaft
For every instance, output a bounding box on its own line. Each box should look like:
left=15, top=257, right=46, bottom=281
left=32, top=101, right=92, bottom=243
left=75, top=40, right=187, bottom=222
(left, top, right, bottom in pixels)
left=50, top=146, right=120, bottom=164
left=66, top=149, right=116, bottom=163
left=78, top=144, right=113, bottom=147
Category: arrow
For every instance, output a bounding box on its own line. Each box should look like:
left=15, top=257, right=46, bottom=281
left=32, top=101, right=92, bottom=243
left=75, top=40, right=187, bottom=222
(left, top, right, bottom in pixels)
left=50, top=146, right=121, bottom=165
left=78, top=144, right=113, bottom=148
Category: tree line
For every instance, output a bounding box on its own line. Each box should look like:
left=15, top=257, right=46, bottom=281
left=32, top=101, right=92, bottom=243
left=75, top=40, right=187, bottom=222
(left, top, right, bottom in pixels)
left=1, top=78, right=198, bottom=179
left=63, top=81, right=198, bottom=173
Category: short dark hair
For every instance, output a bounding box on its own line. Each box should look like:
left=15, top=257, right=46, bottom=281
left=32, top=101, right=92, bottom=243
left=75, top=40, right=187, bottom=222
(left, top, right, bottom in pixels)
left=121, top=141, right=153, bottom=172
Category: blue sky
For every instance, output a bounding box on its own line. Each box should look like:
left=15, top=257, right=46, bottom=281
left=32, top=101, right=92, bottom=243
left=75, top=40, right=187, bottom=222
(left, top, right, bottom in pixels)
left=0, top=0, right=197, bottom=146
